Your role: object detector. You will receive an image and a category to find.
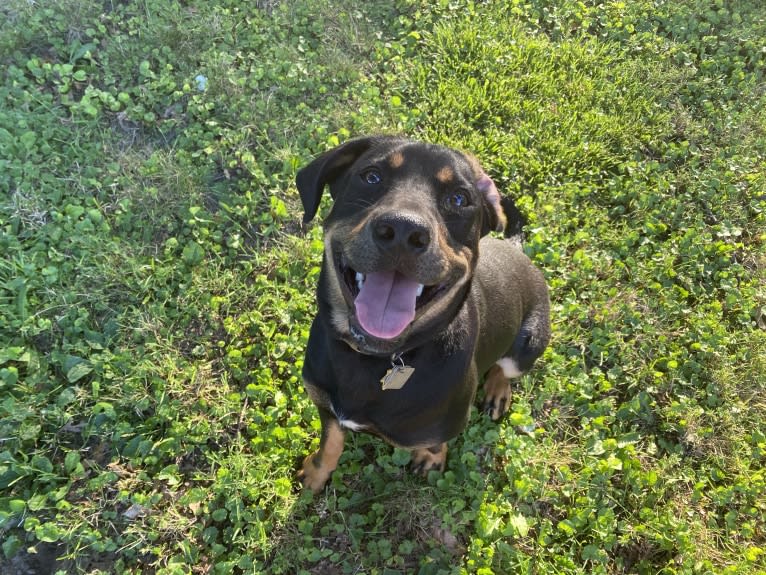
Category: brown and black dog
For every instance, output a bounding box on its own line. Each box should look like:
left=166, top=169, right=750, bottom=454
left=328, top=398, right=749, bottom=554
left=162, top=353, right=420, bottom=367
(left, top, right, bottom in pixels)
left=295, top=136, right=550, bottom=493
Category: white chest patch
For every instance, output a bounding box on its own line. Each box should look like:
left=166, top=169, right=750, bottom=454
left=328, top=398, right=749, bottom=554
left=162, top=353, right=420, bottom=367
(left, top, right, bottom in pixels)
left=331, top=404, right=367, bottom=431
left=338, top=418, right=367, bottom=432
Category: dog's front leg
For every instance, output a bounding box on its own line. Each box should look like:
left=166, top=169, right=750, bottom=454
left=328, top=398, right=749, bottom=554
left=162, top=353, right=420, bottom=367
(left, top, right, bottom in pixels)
left=411, top=443, right=448, bottom=475
left=298, top=407, right=345, bottom=494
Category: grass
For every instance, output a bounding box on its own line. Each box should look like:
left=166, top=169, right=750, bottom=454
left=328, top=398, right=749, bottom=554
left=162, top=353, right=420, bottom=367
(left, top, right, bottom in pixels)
left=1, top=0, right=764, bottom=573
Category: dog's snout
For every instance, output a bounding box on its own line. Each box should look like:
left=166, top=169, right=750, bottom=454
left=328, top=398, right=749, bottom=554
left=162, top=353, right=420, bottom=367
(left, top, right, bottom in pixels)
left=372, top=213, right=431, bottom=253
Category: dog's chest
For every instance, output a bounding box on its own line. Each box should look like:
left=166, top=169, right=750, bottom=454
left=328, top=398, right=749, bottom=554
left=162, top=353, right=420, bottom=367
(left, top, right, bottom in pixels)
left=320, top=348, right=475, bottom=445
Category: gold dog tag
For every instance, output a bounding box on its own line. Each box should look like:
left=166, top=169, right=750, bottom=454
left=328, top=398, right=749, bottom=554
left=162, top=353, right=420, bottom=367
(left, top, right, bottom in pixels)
left=381, top=365, right=415, bottom=390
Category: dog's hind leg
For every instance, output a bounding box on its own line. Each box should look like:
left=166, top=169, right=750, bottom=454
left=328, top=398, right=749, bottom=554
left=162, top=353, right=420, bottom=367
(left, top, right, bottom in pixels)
left=483, top=310, right=549, bottom=421
left=482, top=363, right=514, bottom=421
left=298, top=408, right=345, bottom=494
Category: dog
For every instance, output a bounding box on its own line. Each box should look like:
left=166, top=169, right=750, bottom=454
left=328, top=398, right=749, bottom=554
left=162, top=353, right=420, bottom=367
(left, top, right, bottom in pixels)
left=295, top=136, right=550, bottom=493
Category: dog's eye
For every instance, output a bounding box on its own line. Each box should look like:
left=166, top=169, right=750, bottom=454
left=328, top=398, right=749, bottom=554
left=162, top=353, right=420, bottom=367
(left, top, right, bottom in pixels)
left=447, top=191, right=470, bottom=209
left=361, top=169, right=382, bottom=185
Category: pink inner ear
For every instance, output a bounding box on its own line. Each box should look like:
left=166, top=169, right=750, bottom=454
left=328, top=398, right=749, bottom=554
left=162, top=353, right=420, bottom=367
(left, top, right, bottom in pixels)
left=477, top=173, right=507, bottom=232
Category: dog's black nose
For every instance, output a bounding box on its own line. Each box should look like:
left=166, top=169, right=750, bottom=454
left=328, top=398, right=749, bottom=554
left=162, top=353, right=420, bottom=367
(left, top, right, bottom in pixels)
left=372, top=213, right=431, bottom=253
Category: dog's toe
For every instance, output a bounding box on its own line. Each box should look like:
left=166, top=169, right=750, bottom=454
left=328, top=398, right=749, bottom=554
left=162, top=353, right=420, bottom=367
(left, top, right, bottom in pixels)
left=410, top=443, right=447, bottom=476
left=483, top=396, right=509, bottom=421
left=297, top=451, right=333, bottom=494
left=483, top=365, right=512, bottom=421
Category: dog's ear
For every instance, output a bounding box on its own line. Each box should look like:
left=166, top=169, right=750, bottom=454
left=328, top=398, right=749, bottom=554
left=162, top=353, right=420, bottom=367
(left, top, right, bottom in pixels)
left=476, top=173, right=507, bottom=236
left=296, top=137, right=377, bottom=223
left=464, top=153, right=507, bottom=236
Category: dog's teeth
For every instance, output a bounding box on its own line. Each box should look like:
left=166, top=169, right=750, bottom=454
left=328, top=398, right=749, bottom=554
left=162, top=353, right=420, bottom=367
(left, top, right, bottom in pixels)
left=416, top=284, right=424, bottom=298
left=356, top=272, right=365, bottom=291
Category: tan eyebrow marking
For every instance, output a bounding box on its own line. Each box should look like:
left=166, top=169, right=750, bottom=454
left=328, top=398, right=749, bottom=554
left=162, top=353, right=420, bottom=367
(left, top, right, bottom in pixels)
left=388, top=151, right=405, bottom=168
left=436, top=166, right=454, bottom=183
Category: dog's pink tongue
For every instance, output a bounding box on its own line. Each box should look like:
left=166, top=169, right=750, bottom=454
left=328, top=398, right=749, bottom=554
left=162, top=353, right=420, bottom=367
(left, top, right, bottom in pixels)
left=355, top=271, right=419, bottom=340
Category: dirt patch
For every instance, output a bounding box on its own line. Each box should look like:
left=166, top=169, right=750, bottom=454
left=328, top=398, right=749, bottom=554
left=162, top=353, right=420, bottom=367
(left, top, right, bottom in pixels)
left=0, top=542, right=72, bottom=575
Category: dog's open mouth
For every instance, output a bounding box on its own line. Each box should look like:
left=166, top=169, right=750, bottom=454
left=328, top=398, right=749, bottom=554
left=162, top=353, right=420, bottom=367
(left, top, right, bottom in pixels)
left=338, top=256, right=445, bottom=340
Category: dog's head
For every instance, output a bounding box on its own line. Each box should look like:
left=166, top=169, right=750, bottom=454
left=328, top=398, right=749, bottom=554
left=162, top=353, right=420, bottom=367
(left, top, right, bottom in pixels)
left=297, top=136, right=507, bottom=355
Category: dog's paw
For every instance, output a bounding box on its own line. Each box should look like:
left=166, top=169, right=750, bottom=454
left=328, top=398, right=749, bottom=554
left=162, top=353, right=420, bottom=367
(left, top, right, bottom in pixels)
left=297, top=451, right=333, bottom=494
left=482, top=364, right=512, bottom=421
left=411, top=443, right=447, bottom=476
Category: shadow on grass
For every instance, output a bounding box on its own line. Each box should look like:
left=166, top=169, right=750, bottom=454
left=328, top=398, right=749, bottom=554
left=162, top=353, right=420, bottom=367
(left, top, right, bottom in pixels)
left=262, top=415, right=501, bottom=574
